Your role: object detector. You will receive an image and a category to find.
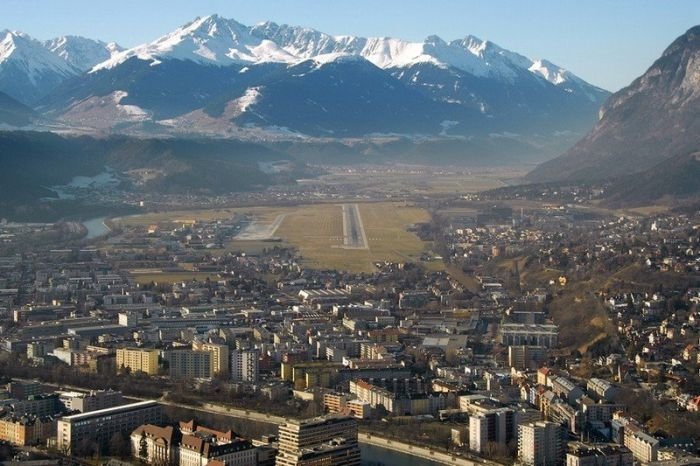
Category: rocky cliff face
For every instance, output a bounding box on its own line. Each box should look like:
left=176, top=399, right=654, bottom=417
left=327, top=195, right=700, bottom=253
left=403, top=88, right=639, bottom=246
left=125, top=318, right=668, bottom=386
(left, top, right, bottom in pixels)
left=528, top=26, right=700, bottom=183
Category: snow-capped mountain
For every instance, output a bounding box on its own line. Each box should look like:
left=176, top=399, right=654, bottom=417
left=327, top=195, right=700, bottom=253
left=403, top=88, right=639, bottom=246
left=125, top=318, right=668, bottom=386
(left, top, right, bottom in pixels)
left=93, top=15, right=296, bottom=71
left=45, top=35, right=123, bottom=72
left=94, top=14, right=596, bottom=94
left=0, top=30, right=77, bottom=104
left=0, top=14, right=611, bottom=161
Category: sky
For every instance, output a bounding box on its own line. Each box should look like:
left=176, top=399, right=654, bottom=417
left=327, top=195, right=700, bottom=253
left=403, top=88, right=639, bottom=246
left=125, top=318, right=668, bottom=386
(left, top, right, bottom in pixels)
left=3, top=0, right=699, bottom=91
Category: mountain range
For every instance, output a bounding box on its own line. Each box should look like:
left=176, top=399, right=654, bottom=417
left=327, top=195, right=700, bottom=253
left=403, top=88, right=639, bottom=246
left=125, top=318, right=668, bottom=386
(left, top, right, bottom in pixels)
left=528, top=25, right=700, bottom=184
left=0, top=14, right=609, bottom=161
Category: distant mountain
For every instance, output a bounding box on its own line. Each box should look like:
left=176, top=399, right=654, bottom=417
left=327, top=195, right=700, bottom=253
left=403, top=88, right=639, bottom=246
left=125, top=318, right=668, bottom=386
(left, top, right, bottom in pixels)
left=528, top=25, right=700, bottom=183
left=36, top=14, right=607, bottom=156
left=0, top=90, right=36, bottom=126
left=45, top=35, right=122, bottom=72
left=0, top=31, right=122, bottom=106
left=0, top=30, right=77, bottom=104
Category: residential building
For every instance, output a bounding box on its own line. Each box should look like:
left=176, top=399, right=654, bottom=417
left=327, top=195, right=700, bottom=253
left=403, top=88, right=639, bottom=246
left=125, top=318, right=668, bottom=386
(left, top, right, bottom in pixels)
left=468, top=408, right=517, bottom=454
left=566, top=443, right=633, bottom=466
left=518, top=421, right=564, bottom=466
left=586, top=379, right=617, bottom=402
left=230, top=349, right=259, bottom=383
left=0, top=414, right=55, bottom=446
left=179, top=432, right=256, bottom=466
left=508, top=345, right=547, bottom=369
left=57, top=400, right=163, bottom=454
left=117, top=348, right=160, bottom=375
left=168, top=350, right=212, bottom=380
left=200, top=343, right=230, bottom=377
left=276, top=415, right=360, bottom=466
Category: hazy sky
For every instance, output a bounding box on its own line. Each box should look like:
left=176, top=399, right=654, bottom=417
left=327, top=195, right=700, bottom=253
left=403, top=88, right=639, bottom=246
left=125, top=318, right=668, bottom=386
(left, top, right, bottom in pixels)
left=3, top=0, right=699, bottom=91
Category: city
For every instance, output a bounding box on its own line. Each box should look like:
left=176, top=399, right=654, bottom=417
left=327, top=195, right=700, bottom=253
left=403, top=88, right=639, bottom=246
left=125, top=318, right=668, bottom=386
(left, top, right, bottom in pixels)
left=0, top=2, right=699, bottom=466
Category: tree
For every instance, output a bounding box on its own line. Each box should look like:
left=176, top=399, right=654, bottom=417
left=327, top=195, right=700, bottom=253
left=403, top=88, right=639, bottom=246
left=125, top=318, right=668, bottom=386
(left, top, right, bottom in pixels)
left=109, top=431, right=131, bottom=458
left=139, top=432, right=148, bottom=460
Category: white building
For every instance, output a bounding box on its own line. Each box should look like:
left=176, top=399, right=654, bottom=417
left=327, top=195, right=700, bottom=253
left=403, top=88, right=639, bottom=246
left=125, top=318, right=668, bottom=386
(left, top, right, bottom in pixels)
left=230, top=350, right=259, bottom=383
left=518, top=421, right=564, bottom=466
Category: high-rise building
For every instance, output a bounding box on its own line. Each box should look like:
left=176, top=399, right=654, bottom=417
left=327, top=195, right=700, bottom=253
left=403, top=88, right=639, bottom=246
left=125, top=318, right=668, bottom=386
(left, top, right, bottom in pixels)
left=231, top=349, right=259, bottom=383
left=200, top=343, right=230, bottom=377
left=57, top=400, right=163, bottom=455
left=276, top=415, right=360, bottom=466
left=468, top=408, right=517, bottom=453
left=168, top=350, right=212, bottom=379
left=518, top=421, right=564, bottom=466
left=117, top=348, right=160, bottom=375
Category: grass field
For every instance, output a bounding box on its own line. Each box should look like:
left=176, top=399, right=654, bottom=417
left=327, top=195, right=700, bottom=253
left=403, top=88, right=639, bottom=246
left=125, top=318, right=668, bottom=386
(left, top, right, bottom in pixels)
left=113, top=208, right=241, bottom=226
left=131, top=271, right=219, bottom=285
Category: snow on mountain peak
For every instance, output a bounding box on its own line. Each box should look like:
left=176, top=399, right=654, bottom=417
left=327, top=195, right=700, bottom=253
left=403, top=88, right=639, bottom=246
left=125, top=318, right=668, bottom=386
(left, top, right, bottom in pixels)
left=529, top=59, right=569, bottom=85
left=45, top=35, right=123, bottom=72
left=92, top=14, right=296, bottom=71
left=0, top=30, right=76, bottom=83
left=87, top=14, right=588, bottom=89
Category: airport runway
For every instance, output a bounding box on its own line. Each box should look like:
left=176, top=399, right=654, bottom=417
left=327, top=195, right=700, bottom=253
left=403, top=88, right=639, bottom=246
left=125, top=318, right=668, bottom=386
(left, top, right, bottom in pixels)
left=342, top=203, right=369, bottom=249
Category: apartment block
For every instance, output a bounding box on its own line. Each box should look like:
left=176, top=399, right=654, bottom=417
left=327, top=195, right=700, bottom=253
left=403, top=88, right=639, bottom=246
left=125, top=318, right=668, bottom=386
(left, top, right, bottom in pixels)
left=230, top=349, right=259, bottom=383
left=518, top=421, right=564, bottom=466
left=117, top=348, right=160, bottom=375
left=276, top=415, right=360, bottom=466
left=57, top=400, right=163, bottom=454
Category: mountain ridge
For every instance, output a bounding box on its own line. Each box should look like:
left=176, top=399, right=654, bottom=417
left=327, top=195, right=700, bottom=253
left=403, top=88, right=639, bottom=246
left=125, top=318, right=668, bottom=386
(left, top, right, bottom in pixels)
left=0, top=14, right=610, bottom=163
left=527, top=25, right=700, bottom=183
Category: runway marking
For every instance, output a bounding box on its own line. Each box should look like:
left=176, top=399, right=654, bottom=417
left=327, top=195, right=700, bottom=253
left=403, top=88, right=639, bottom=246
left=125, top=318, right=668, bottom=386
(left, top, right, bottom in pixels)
left=341, top=203, right=369, bottom=250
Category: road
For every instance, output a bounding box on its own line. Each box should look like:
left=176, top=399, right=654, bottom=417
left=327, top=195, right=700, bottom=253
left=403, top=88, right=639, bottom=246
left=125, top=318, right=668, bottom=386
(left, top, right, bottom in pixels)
left=341, top=203, right=368, bottom=249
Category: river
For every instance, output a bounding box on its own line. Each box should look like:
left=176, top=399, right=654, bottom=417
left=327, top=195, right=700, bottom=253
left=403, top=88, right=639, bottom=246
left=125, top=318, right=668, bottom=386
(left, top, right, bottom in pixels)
left=82, top=217, right=110, bottom=239
left=361, top=443, right=442, bottom=465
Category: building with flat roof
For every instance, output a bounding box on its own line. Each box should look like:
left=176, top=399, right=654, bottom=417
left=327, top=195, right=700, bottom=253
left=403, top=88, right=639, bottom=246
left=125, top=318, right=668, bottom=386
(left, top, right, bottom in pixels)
left=168, top=349, right=212, bottom=380
left=58, top=390, right=123, bottom=413
left=276, top=415, right=360, bottom=466
left=230, top=349, right=259, bottom=383
left=117, top=348, right=160, bottom=375
left=518, top=421, right=564, bottom=466
left=199, top=342, right=230, bottom=377
left=566, top=443, right=633, bottom=466
left=57, top=400, right=163, bottom=455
